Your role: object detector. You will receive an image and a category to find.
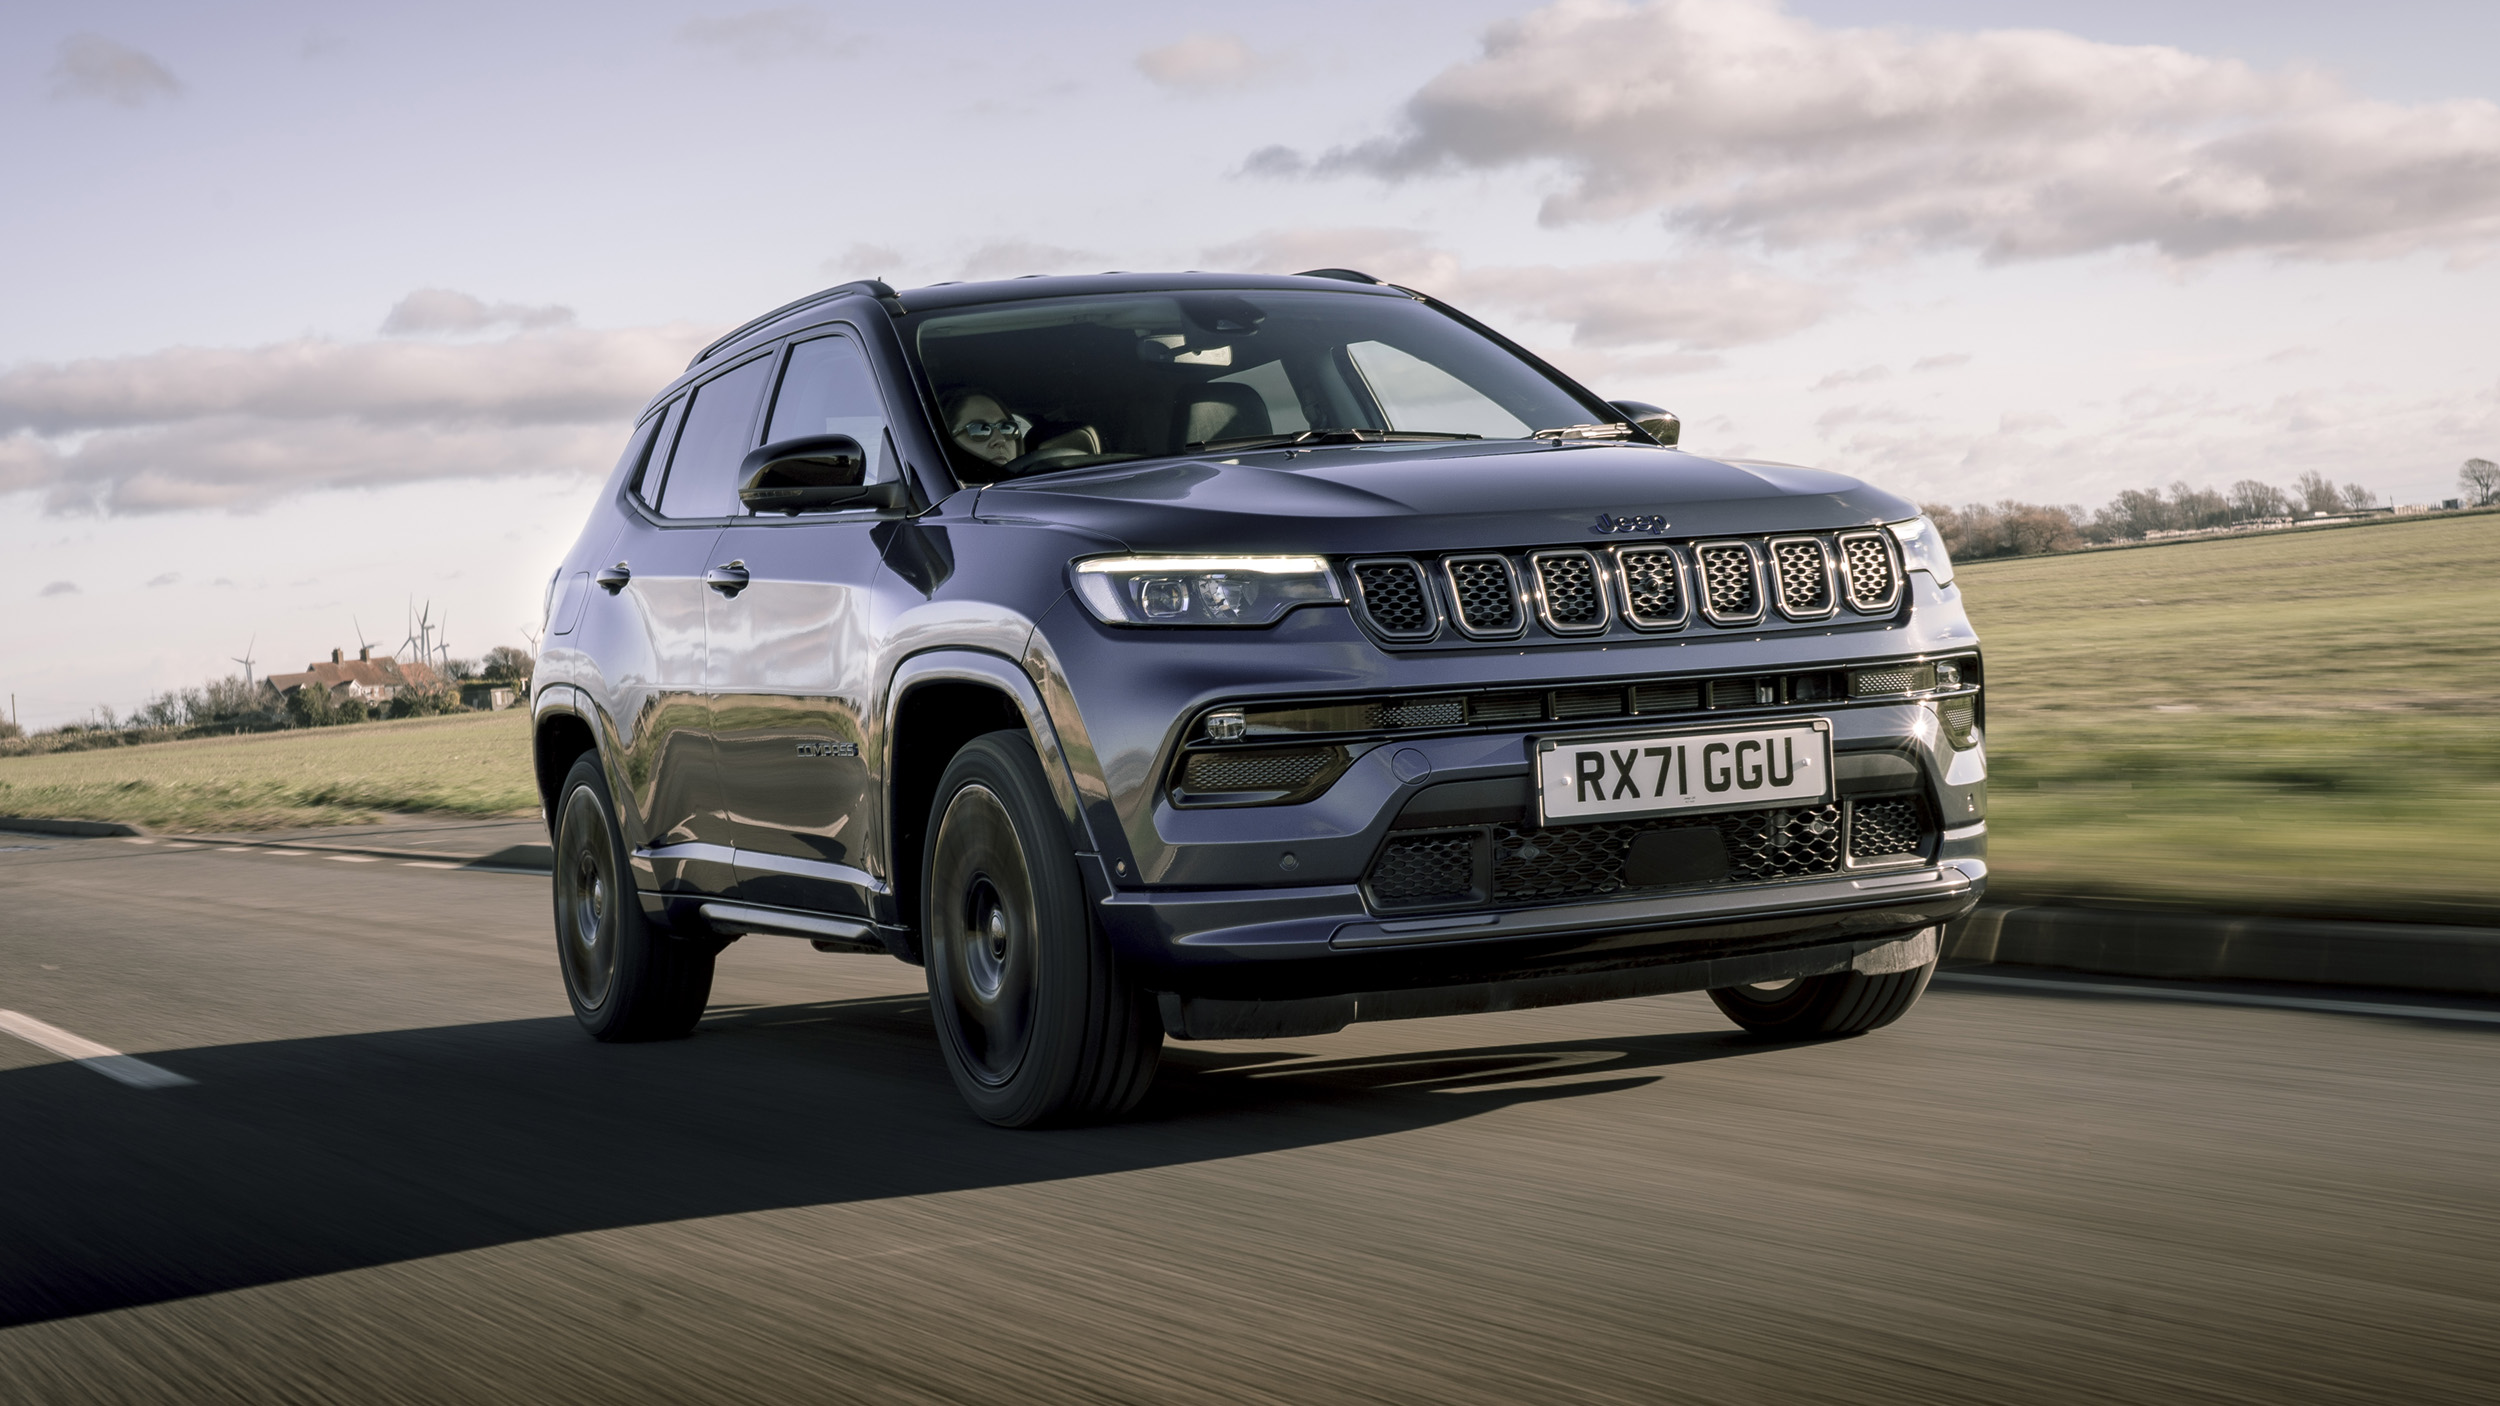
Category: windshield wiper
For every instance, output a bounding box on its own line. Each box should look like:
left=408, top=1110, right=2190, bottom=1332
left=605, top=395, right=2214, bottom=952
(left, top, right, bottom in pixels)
left=1192, top=429, right=1483, bottom=453
left=1532, top=423, right=1636, bottom=442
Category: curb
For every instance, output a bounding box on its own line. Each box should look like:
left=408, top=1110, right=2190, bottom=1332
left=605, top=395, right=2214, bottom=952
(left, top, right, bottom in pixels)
left=1945, top=904, right=2500, bottom=998
left=0, top=815, right=147, bottom=838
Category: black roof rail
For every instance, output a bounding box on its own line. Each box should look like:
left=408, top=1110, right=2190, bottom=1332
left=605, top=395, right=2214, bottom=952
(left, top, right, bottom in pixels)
left=687, top=279, right=905, bottom=369
left=1293, top=267, right=1385, bottom=284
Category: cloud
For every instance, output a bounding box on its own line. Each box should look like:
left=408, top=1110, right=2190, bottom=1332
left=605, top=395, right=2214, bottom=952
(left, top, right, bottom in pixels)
left=40, top=581, right=80, bottom=598
left=49, top=35, right=181, bottom=107
left=1812, top=366, right=1891, bottom=391
left=677, top=8, right=846, bottom=64
left=1276, top=0, right=2500, bottom=262
left=956, top=240, right=1103, bottom=281
left=1137, top=34, right=1274, bottom=91
left=145, top=572, right=179, bottom=587
left=0, top=323, right=713, bottom=514
left=826, top=243, right=908, bottom=279
left=381, top=288, right=575, bottom=336
left=1208, top=226, right=1840, bottom=349
left=1912, top=353, right=1972, bottom=372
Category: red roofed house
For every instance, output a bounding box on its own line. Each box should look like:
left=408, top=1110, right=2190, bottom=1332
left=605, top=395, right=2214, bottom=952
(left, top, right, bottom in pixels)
left=264, top=647, right=443, bottom=706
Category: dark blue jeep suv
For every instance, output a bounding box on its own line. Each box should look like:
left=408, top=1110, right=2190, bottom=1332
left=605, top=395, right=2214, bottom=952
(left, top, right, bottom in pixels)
left=532, top=271, right=1986, bottom=1125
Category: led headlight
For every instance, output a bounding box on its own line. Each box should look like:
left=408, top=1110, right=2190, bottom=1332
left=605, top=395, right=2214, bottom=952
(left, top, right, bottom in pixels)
left=1072, top=555, right=1344, bottom=627
left=1887, top=516, right=1955, bottom=586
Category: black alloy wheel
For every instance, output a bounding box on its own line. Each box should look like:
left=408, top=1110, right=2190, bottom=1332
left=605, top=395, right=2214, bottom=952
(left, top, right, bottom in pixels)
left=552, top=753, right=715, bottom=1041
left=1707, top=948, right=1935, bottom=1039
left=923, top=731, right=1162, bottom=1127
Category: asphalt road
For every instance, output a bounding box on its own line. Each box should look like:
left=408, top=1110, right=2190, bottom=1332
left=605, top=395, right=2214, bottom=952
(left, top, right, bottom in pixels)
left=1, top=832, right=2493, bottom=1405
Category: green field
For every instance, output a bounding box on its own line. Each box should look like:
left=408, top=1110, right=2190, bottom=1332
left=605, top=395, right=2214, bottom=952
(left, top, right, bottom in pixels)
left=5, top=514, right=2495, bottom=918
left=0, top=709, right=536, bottom=832
left=1967, top=512, right=2500, bottom=920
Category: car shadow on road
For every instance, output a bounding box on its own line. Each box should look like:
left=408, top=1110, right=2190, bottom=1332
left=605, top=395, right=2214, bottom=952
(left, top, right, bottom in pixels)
left=0, top=994, right=1774, bottom=1327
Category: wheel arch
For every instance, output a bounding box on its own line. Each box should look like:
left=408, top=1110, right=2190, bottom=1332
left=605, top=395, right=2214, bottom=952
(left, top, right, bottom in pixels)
left=530, top=685, right=603, bottom=836
left=884, top=650, right=1092, bottom=949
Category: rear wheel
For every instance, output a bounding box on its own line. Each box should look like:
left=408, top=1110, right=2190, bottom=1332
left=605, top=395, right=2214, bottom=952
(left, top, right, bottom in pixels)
left=1708, top=956, right=1934, bottom=1039
left=923, top=731, right=1161, bottom=1127
left=553, top=754, right=714, bottom=1041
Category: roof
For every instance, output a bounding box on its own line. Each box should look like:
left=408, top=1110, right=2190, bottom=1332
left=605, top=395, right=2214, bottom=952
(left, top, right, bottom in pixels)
left=264, top=657, right=441, bottom=694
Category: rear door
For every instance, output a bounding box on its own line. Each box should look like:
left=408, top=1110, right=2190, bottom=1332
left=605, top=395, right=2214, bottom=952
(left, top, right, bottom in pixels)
left=707, top=331, right=898, bottom=919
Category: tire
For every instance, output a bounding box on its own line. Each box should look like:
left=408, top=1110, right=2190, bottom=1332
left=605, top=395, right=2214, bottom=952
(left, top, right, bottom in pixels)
left=552, top=753, right=715, bottom=1041
left=1707, top=953, right=1935, bottom=1040
left=922, top=731, right=1162, bottom=1127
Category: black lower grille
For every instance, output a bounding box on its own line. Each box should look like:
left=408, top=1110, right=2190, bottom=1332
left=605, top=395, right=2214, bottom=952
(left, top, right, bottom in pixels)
left=1366, top=798, right=1929, bottom=912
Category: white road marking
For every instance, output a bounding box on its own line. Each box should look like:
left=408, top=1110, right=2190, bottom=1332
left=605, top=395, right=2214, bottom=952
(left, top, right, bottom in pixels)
left=328, top=854, right=379, bottom=863
left=1935, top=971, right=2500, bottom=1025
left=0, top=1010, right=196, bottom=1088
left=119, top=837, right=154, bottom=845
left=264, top=849, right=307, bottom=857
left=402, top=860, right=458, bottom=869
left=217, top=847, right=254, bottom=854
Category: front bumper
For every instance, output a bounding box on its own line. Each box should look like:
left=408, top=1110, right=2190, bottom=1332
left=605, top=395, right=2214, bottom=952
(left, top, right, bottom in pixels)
left=1092, top=824, right=1985, bottom=1009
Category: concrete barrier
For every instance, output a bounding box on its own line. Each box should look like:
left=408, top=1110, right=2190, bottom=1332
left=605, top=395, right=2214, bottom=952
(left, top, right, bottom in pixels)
left=1946, top=904, right=2500, bottom=997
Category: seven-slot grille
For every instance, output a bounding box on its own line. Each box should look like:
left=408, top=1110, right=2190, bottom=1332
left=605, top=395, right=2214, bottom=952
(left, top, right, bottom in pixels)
left=1768, top=537, right=1837, bottom=619
left=1350, top=559, right=1434, bottom=638
left=1615, top=547, right=1685, bottom=628
left=1694, top=542, right=1763, bottom=625
left=1531, top=551, right=1609, bottom=633
left=1344, top=533, right=1904, bottom=643
left=1838, top=530, right=1901, bottom=612
left=1443, top=556, right=1524, bottom=637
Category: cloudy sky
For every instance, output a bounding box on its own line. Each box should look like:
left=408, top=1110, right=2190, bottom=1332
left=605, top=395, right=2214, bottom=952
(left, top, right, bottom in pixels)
left=5, top=0, right=2497, bottom=728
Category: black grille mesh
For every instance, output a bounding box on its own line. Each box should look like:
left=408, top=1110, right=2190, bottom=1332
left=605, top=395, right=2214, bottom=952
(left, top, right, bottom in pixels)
left=1368, top=833, right=1477, bottom=904
left=1840, top=532, right=1898, bottom=610
left=1617, top=548, right=1683, bottom=626
left=1446, top=558, right=1521, bottom=634
left=1940, top=697, right=1978, bottom=749
left=1696, top=544, right=1760, bottom=621
left=1376, top=697, right=1465, bottom=729
left=1353, top=561, right=1432, bottom=636
left=1850, top=797, right=1926, bottom=858
left=1182, top=748, right=1338, bottom=793
left=1770, top=539, right=1833, bottom=614
left=1534, top=553, right=1605, bottom=629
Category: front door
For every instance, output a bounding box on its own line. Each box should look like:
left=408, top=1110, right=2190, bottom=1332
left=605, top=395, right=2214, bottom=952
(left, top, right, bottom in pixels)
left=707, top=331, right=897, bottom=918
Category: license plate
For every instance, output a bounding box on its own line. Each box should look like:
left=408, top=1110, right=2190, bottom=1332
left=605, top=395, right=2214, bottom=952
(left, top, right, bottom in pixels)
left=1535, top=719, right=1833, bottom=825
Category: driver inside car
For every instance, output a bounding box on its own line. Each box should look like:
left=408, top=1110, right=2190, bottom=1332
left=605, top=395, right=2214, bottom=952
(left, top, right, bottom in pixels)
left=945, top=389, right=1030, bottom=468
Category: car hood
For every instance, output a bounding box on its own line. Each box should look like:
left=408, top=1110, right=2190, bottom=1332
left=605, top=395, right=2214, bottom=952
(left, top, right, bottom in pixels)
left=971, top=441, right=1915, bottom=553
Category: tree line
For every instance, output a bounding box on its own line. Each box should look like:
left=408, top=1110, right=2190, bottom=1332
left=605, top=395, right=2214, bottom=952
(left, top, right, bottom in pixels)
left=1924, top=470, right=2399, bottom=562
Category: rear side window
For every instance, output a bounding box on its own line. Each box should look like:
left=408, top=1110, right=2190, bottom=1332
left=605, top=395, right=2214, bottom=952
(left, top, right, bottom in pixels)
left=653, top=356, right=774, bottom=519
left=630, top=399, right=684, bottom=511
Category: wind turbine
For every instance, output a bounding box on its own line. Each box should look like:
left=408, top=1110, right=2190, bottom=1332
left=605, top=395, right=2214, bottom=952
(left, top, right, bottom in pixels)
left=229, top=634, right=258, bottom=688
left=352, top=616, right=373, bottom=658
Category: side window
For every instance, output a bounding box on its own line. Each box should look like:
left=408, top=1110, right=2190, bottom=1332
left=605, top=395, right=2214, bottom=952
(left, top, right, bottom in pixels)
left=767, top=334, right=896, bottom=485
left=630, top=399, right=685, bottom=512
left=1345, top=340, right=1531, bottom=439
left=653, top=356, right=775, bottom=519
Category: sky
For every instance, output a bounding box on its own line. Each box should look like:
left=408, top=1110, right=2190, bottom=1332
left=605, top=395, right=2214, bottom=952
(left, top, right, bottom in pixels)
left=4, top=0, right=2497, bottom=730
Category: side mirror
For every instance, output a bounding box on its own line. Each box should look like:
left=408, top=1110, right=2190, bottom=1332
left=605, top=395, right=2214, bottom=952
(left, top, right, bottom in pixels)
left=1608, top=400, right=1680, bottom=447
left=735, top=435, right=902, bottom=514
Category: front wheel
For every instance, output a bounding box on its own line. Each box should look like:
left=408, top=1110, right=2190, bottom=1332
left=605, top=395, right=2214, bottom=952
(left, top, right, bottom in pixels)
left=923, top=731, right=1161, bottom=1127
left=552, top=754, right=714, bottom=1041
left=1708, top=952, right=1935, bottom=1039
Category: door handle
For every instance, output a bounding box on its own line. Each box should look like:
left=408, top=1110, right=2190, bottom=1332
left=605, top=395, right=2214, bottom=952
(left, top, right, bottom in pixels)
left=594, top=562, right=632, bottom=595
left=704, top=560, right=750, bottom=597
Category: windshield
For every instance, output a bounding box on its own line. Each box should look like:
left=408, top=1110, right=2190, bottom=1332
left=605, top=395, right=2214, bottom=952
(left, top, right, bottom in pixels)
left=904, top=289, right=1608, bottom=482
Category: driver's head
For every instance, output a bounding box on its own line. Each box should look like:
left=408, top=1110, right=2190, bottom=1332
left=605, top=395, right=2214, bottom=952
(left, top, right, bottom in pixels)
left=944, top=390, right=1026, bottom=468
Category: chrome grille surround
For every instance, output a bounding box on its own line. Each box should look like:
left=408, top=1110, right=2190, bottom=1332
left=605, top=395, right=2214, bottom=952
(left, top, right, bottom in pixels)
left=1442, top=555, right=1526, bottom=638
left=1611, top=546, right=1688, bottom=630
left=1837, top=529, right=1902, bottom=613
left=1766, top=536, right=1838, bottom=621
left=1529, top=549, right=1611, bottom=635
left=1692, top=541, right=1765, bottom=626
left=1349, top=558, right=1437, bottom=640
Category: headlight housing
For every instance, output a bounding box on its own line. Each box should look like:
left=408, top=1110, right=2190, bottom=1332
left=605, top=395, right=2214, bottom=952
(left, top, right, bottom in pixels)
left=1072, top=555, right=1344, bottom=627
left=1887, top=516, right=1955, bottom=586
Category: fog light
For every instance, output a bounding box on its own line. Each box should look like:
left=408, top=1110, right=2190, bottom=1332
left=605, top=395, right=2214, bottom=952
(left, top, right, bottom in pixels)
left=1205, top=710, right=1247, bottom=741
left=1935, top=661, right=1962, bottom=688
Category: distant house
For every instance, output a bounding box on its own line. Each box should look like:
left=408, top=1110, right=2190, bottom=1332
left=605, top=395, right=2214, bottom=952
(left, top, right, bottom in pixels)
left=264, top=647, right=443, bottom=705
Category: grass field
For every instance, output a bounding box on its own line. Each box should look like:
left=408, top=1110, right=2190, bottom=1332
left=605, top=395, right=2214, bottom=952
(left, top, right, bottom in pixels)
left=5, top=513, right=2494, bottom=917
left=0, top=709, right=536, bottom=831
left=1967, top=512, right=2500, bottom=919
